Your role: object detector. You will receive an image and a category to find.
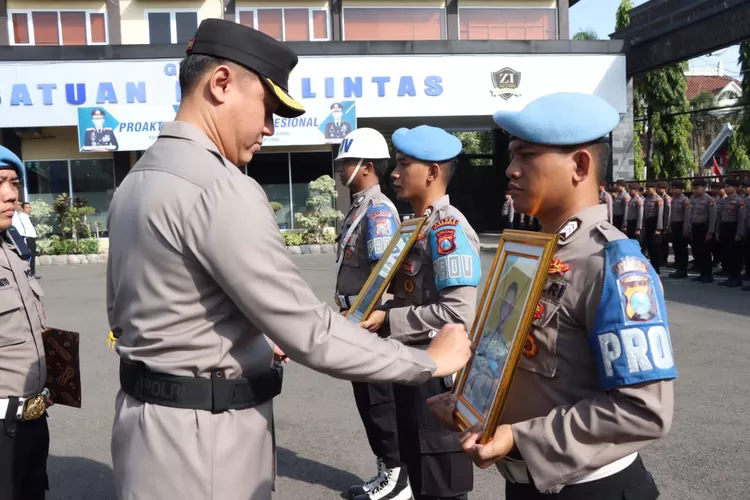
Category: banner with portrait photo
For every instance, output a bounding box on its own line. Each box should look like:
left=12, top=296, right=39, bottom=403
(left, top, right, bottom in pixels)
left=76, top=105, right=177, bottom=153
left=263, top=100, right=357, bottom=147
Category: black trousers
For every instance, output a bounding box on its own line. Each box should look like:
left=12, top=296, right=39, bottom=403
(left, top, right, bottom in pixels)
left=26, top=237, right=37, bottom=276
left=711, top=238, right=721, bottom=267
left=393, top=378, right=472, bottom=500
left=718, top=222, right=742, bottom=280
left=351, top=381, right=401, bottom=468
left=660, top=227, right=670, bottom=265
left=613, top=214, right=624, bottom=232
left=505, top=455, right=659, bottom=500
left=643, top=218, right=661, bottom=273
left=690, top=223, right=713, bottom=279
left=670, top=221, right=688, bottom=272
left=744, top=238, right=750, bottom=276
left=0, top=415, right=49, bottom=500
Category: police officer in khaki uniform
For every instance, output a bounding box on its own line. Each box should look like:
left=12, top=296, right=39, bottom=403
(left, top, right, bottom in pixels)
left=643, top=182, right=664, bottom=274
left=710, top=182, right=724, bottom=268
left=657, top=182, right=671, bottom=268
left=360, top=126, right=481, bottom=500
left=625, top=183, right=643, bottom=242
left=0, top=146, right=51, bottom=500
left=686, top=179, right=717, bottom=283
left=332, top=127, right=410, bottom=500
left=612, top=179, right=630, bottom=231
left=742, top=179, right=750, bottom=286
left=501, top=193, right=514, bottom=232
left=715, top=178, right=745, bottom=287
left=430, top=92, right=676, bottom=499
left=598, top=180, right=613, bottom=224
left=668, top=181, right=690, bottom=279
left=106, top=20, right=473, bottom=500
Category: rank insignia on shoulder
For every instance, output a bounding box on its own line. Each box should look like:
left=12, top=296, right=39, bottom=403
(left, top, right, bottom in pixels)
left=423, top=207, right=433, bottom=217
left=548, top=259, right=572, bottom=275
left=522, top=334, right=538, bottom=357
left=558, top=219, right=580, bottom=240
left=432, top=217, right=459, bottom=230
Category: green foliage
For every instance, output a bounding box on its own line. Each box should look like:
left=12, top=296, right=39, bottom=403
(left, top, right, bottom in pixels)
left=53, top=193, right=96, bottom=241
left=615, top=0, right=633, bottom=31
left=36, top=235, right=99, bottom=255
left=453, top=132, right=492, bottom=156
left=280, top=229, right=336, bottom=247
left=28, top=200, right=53, bottom=238
left=281, top=231, right=305, bottom=247
left=293, top=175, right=344, bottom=244
left=641, top=61, right=694, bottom=178
left=736, top=41, right=750, bottom=150
left=270, top=201, right=283, bottom=213
left=727, top=131, right=750, bottom=171
left=572, top=28, right=598, bottom=40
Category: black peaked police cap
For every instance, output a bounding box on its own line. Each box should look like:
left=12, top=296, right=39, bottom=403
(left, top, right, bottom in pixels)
left=186, top=18, right=306, bottom=119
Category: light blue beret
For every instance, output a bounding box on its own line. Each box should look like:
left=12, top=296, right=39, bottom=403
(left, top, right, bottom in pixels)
left=392, top=125, right=462, bottom=163
left=0, top=146, right=23, bottom=173
left=493, top=92, right=621, bottom=146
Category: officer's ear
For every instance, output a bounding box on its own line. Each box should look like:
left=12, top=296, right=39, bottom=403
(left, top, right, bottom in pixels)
left=571, top=148, right=593, bottom=184
left=207, top=64, right=236, bottom=104
left=427, top=162, right=441, bottom=183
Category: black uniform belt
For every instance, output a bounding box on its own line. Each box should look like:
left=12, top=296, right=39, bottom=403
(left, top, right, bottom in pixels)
left=119, top=360, right=283, bottom=413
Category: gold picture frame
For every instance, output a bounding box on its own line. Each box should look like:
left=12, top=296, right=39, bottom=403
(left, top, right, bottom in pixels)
left=452, top=230, right=559, bottom=444
left=346, top=217, right=427, bottom=322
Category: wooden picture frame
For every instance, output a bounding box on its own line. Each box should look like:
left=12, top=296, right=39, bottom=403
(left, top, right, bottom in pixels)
left=346, top=217, right=427, bottom=322
left=452, top=230, right=559, bottom=443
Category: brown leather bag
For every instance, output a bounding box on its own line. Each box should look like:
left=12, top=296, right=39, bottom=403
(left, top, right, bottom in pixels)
left=42, top=327, right=82, bottom=408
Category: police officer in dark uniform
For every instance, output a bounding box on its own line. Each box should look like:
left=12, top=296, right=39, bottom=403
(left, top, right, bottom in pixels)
left=0, top=146, right=51, bottom=500
left=710, top=182, right=724, bottom=268
left=83, top=108, right=119, bottom=150
left=657, top=181, right=671, bottom=268
left=325, top=102, right=352, bottom=140
left=668, top=181, right=690, bottom=279
left=643, top=181, right=664, bottom=274
left=716, top=178, right=745, bottom=287
left=687, top=179, right=717, bottom=283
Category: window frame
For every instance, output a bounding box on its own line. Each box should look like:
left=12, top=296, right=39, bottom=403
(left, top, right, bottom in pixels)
left=456, top=6, right=558, bottom=41
left=235, top=6, right=331, bottom=42
left=7, top=8, right=109, bottom=46
left=341, top=5, right=448, bottom=41
left=144, top=8, right=201, bottom=45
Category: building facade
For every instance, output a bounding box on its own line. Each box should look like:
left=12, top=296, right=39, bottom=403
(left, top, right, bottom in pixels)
left=0, top=0, right=630, bottom=233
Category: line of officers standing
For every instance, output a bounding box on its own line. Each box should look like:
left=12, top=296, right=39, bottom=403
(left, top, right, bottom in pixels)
left=598, top=178, right=750, bottom=289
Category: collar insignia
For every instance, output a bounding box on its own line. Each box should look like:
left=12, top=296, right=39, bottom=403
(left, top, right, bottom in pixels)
left=549, top=259, right=572, bottom=275
left=558, top=219, right=580, bottom=240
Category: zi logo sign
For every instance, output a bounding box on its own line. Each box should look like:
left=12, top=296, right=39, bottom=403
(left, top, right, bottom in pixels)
left=490, top=67, right=522, bottom=100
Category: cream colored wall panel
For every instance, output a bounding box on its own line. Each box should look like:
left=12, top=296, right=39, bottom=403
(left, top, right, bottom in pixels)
left=22, top=127, right=111, bottom=161
left=343, top=0, right=445, bottom=7
left=120, top=0, right=222, bottom=45
left=236, top=1, right=328, bottom=8
left=459, top=0, right=555, bottom=8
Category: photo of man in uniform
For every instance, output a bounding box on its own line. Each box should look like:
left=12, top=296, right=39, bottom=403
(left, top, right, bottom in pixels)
left=82, top=108, right=119, bottom=152
left=325, top=102, right=352, bottom=140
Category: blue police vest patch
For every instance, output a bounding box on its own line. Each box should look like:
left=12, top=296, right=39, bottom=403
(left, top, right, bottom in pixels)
left=365, top=203, right=398, bottom=262
left=591, top=239, right=677, bottom=390
left=429, top=217, right=481, bottom=291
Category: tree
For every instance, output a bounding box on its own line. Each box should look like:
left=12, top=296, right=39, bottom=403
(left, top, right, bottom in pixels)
left=690, top=91, right=723, bottom=160
left=727, top=130, right=750, bottom=171
left=736, top=41, right=750, bottom=149
left=572, top=28, right=598, bottom=40
left=617, top=0, right=646, bottom=180
left=294, top=175, right=344, bottom=244
left=453, top=132, right=492, bottom=156
left=642, top=62, right=694, bottom=178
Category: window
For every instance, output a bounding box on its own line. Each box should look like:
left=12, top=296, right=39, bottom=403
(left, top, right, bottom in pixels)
left=9, top=10, right=107, bottom=45
left=246, top=153, right=293, bottom=229
left=146, top=11, right=199, bottom=44
left=342, top=7, right=445, bottom=41
left=236, top=8, right=330, bottom=41
left=458, top=8, right=557, bottom=40
left=25, top=158, right=116, bottom=234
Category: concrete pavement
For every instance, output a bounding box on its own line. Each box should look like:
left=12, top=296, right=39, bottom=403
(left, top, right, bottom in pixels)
left=36, top=255, right=749, bottom=500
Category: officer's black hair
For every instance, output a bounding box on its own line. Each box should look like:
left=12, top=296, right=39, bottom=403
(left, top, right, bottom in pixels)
left=587, top=143, right=610, bottom=183
left=179, top=54, right=252, bottom=95
left=369, top=159, right=389, bottom=179
left=440, top=159, right=458, bottom=183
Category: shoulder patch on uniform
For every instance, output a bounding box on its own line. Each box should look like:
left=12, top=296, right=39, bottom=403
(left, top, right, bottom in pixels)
left=657, top=198, right=663, bottom=205
left=558, top=219, right=580, bottom=240
left=365, top=203, right=398, bottom=262
left=548, top=259, right=571, bottom=275
left=430, top=217, right=481, bottom=291
left=708, top=199, right=715, bottom=205
left=595, top=221, right=625, bottom=243
left=591, top=239, right=677, bottom=391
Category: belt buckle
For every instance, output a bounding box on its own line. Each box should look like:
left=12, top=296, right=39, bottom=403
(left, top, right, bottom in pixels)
left=21, top=389, right=49, bottom=421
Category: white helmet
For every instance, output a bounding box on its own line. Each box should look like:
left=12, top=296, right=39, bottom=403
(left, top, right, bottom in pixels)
left=335, top=127, right=390, bottom=162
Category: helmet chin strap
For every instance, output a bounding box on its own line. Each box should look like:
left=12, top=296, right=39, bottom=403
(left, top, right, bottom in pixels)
left=345, top=158, right=365, bottom=187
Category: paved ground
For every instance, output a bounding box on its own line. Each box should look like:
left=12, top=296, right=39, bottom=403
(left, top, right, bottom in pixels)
left=38, top=255, right=749, bottom=500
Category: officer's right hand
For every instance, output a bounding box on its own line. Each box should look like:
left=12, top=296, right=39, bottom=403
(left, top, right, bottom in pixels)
left=426, top=324, right=473, bottom=378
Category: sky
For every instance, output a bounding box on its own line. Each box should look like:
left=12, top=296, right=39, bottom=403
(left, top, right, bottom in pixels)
left=569, top=0, right=743, bottom=79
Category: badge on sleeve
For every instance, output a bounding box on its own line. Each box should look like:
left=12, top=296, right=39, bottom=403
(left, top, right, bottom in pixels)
left=591, top=239, right=677, bottom=391
left=365, top=203, right=398, bottom=262
left=429, top=217, right=481, bottom=291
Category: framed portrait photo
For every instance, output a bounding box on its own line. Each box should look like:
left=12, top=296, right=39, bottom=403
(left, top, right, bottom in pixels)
left=452, top=230, right=559, bottom=443
left=345, top=217, right=427, bottom=322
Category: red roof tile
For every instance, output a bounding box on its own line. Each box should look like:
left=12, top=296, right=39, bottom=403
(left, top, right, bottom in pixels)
left=686, top=75, right=739, bottom=100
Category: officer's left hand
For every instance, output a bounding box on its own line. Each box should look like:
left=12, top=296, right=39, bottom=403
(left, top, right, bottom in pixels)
left=360, top=310, right=386, bottom=332
left=272, top=344, right=290, bottom=363
left=460, top=423, right=515, bottom=469
left=426, top=392, right=461, bottom=431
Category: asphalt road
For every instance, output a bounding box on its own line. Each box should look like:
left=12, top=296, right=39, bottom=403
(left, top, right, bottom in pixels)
left=37, top=254, right=749, bottom=500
